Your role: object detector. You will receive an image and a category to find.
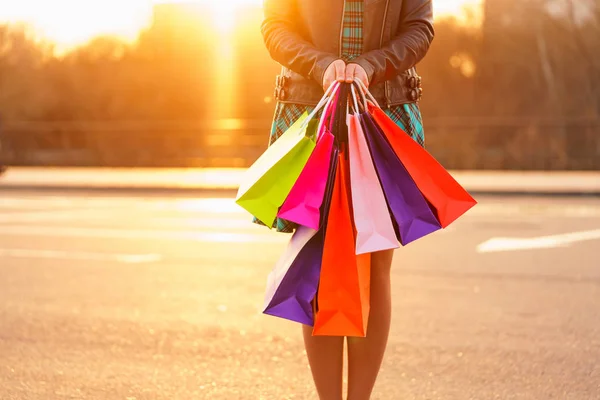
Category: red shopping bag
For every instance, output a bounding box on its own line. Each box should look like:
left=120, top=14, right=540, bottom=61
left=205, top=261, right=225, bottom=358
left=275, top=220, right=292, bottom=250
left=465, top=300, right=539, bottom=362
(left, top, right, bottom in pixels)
left=368, top=103, right=477, bottom=228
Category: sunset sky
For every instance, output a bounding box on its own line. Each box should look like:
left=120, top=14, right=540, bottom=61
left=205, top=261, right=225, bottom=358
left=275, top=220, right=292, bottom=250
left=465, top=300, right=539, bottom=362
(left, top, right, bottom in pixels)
left=0, top=0, right=482, bottom=52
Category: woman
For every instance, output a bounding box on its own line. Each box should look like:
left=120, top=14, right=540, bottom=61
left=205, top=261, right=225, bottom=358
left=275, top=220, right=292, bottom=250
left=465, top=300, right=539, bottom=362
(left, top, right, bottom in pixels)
left=260, top=0, right=434, bottom=398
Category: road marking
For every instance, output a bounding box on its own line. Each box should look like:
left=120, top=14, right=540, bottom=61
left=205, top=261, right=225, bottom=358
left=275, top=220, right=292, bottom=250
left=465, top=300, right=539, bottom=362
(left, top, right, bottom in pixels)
left=0, top=225, right=289, bottom=243
left=0, top=214, right=255, bottom=230
left=467, top=204, right=600, bottom=218
left=0, top=210, right=102, bottom=223
left=0, top=197, right=245, bottom=213
left=0, top=248, right=162, bottom=263
left=146, top=217, right=256, bottom=229
left=171, top=199, right=244, bottom=214
left=476, top=229, right=600, bottom=253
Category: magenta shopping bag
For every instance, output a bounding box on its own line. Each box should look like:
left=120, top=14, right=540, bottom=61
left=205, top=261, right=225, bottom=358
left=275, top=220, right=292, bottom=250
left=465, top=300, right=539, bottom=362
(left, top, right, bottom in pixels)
left=360, top=111, right=441, bottom=245
left=263, top=147, right=339, bottom=325
left=276, top=133, right=334, bottom=229
left=277, top=85, right=340, bottom=230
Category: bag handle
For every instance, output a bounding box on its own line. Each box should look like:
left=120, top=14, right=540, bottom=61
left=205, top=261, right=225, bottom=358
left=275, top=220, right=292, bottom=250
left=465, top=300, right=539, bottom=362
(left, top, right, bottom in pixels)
left=300, top=81, right=341, bottom=135
left=316, top=82, right=343, bottom=138
left=354, top=79, right=380, bottom=109
left=333, top=83, right=350, bottom=145
left=350, top=83, right=367, bottom=114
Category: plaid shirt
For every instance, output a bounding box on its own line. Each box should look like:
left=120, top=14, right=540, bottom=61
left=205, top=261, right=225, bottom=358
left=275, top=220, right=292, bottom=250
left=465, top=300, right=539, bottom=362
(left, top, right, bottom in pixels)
left=256, top=0, right=425, bottom=233
left=341, top=0, right=363, bottom=61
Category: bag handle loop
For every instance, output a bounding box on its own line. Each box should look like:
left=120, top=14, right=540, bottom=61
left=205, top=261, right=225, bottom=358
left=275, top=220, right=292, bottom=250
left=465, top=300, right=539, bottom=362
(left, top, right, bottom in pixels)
left=354, top=79, right=380, bottom=109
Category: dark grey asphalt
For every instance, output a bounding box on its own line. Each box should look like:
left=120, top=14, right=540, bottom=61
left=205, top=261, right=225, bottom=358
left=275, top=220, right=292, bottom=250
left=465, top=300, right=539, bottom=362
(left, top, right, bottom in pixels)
left=0, top=191, right=599, bottom=400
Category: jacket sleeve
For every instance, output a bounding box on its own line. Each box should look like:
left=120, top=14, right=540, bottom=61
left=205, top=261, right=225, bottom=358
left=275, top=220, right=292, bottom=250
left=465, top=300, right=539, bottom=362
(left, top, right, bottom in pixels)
left=261, top=0, right=339, bottom=86
left=351, top=0, right=435, bottom=85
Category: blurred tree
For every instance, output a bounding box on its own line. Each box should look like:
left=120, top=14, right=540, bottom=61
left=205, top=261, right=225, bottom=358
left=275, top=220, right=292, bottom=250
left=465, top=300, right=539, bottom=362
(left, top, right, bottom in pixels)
left=0, top=1, right=598, bottom=169
left=417, top=17, right=480, bottom=118
left=475, top=0, right=600, bottom=117
left=0, top=25, right=53, bottom=120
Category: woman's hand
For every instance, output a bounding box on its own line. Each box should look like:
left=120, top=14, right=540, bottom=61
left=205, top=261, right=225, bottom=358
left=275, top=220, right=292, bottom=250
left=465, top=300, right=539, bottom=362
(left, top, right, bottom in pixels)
left=323, top=60, right=370, bottom=92
left=322, top=59, right=347, bottom=92
left=345, top=63, right=369, bottom=88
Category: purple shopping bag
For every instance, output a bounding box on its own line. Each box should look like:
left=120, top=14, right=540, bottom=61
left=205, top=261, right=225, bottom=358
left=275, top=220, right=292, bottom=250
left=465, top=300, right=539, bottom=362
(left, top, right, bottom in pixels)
left=360, top=112, right=441, bottom=245
left=263, top=147, right=339, bottom=325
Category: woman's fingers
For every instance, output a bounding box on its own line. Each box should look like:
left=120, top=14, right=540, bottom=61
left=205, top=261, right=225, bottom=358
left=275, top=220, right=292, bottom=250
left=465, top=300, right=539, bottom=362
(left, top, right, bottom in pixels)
left=334, top=60, right=346, bottom=82
left=347, top=63, right=369, bottom=88
left=323, top=60, right=347, bottom=92
left=323, top=61, right=370, bottom=91
left=345, top=63, right=356, bottom=83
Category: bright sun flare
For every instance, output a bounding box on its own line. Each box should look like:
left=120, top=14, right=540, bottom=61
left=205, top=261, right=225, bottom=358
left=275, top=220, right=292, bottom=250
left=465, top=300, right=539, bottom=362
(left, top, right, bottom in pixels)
left=0, top=0, right=481, bottom=53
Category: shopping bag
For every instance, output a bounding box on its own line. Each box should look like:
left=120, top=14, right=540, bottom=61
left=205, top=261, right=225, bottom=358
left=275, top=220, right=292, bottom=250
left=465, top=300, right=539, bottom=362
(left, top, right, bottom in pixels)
left=313, top=149, right=371, bottom=337
left=276, top=84, right=340, bottom=229
left=369, top=103, right=477, bottom=227
left=360, top=111, right=442, bottom=245
left=354, top=80, right=477, bottom=228
left=347, top=86, right=399, bottom=254
left=262, top=225, right=320, bottom=325
left=236, top=84, right=338, bottom=227
left=263, top=147, right=340, bottom=325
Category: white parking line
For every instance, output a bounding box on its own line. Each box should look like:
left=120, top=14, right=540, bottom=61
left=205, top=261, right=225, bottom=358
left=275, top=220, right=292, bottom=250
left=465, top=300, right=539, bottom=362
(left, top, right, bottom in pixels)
left=0, top=225, right=290, bottom=243
left=0, top=210, right=103, bottom=223
left=477, top=229, right=600, bottom=253
left=466, top=204, right=600, bottom=218
left=0, top=197, right=246, bottom=213
left=144, top=217, right=256, bottom=229
left=0, top=248, right=163, bottom=263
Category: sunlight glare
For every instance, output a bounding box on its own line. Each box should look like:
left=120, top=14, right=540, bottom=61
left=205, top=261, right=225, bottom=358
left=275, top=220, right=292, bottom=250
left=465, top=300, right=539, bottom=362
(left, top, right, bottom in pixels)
left=211, top=3, right=236, bottom=33
left=0, top=0, right=153, bottom=53
left=435, top=0, right=483, bottom=22
left=0, top=0, right=482, bottom=52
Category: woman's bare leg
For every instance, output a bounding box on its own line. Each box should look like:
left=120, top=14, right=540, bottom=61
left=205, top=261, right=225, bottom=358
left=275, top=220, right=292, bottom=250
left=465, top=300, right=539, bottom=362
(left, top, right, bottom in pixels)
left=346, top=249, right=394, bottom=400
left=303, top=325, right=345, bottom=400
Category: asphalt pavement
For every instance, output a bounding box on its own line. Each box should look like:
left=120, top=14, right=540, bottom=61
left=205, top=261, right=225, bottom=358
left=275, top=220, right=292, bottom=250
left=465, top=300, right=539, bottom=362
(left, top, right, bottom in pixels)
left=1, top=189, right=599, bottom=399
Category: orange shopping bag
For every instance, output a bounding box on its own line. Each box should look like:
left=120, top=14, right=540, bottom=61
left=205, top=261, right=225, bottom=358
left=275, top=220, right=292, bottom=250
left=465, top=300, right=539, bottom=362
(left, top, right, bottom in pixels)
left=313, top=149, right=371, bottom=337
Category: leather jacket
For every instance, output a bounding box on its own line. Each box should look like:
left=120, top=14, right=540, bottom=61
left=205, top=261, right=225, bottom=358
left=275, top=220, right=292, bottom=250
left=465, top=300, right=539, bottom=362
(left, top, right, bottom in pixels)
left=262, top=0, right=435, bottom=108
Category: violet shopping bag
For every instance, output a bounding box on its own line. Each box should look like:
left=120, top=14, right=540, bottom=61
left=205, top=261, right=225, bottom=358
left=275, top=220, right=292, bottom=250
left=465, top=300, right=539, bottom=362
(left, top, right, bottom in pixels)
left=359, top=109, right=441, bottom=246
left=347, top=85, right=399, bottom=254
left=276, top=83, right=341, bottom=230
left=235, top=83, right=338, bottom=227
left=263, top=147, right=340, bottom=325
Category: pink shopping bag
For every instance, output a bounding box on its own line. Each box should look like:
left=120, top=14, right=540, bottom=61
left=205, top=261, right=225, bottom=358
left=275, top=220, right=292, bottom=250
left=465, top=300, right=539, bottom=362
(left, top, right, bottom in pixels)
left=347, top=85, right=399, bottom=254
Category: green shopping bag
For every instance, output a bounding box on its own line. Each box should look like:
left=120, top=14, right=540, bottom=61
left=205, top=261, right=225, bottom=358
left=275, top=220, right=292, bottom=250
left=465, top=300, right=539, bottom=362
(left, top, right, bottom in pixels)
left=235, top=113, right=319, bottom=227
left=236, top=82, right=340, bottom=227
